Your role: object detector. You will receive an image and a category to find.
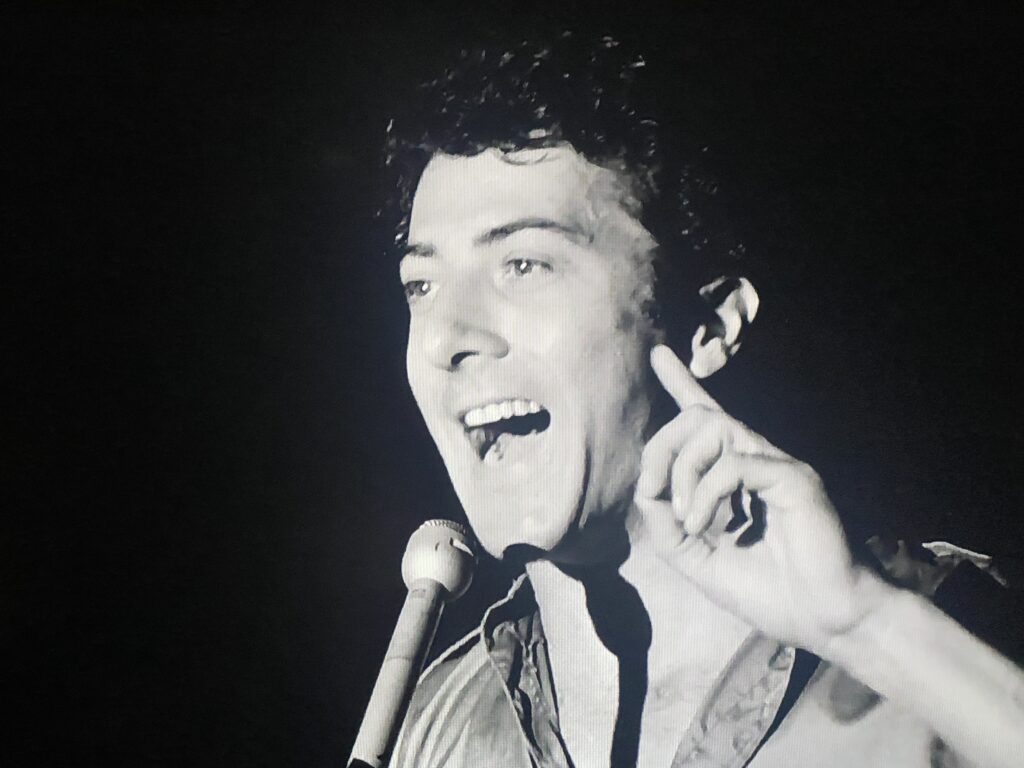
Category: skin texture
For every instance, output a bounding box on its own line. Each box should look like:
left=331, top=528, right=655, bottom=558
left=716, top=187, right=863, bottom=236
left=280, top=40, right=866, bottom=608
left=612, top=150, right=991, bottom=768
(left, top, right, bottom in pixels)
left=635, top=344, right=871, bottom=655
left=403, top=146, right=658, bottom=561
left=400, top=143, right=1024, bottom=768
left=404, top=145, right=871, bottom=649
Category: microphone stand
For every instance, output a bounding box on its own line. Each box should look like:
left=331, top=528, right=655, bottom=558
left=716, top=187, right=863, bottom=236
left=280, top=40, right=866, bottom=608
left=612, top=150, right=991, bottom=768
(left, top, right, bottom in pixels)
left=347, top=520, right=475, bottom=768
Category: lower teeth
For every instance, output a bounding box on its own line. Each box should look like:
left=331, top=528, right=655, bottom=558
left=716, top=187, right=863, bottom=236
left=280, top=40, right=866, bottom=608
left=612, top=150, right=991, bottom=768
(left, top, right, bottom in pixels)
left=486, top=434, right=506, bottom=462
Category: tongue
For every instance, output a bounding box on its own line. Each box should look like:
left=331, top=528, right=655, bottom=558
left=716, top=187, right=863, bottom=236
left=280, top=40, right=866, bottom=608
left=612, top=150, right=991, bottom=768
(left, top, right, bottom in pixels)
left=483, top=432, right=508, bottom=464
left=473, top=411, right=551, bottom=462
left=483, top=430, right=531, bottom=465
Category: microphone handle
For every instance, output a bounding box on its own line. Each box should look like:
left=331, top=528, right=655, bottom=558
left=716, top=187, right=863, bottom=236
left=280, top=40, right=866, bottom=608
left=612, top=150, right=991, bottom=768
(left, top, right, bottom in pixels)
left=349, top=579, right=445, bottom=768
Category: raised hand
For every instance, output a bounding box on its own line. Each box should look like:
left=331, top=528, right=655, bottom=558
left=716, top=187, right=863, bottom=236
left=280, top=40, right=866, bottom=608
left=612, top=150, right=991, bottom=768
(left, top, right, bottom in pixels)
left=634, top=345, right=880, bottom=655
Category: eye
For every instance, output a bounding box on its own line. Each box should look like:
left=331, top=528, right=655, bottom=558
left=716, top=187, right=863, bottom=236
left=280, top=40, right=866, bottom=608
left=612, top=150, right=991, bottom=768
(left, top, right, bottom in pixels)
left=403, top=279, right=434, bottom=303
left=505, top=257, right=551, bottom=278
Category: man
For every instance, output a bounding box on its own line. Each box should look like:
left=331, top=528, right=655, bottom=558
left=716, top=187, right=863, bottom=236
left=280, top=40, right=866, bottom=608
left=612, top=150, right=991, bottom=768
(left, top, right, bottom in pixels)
left=380, top=36, right=1024, bottom=767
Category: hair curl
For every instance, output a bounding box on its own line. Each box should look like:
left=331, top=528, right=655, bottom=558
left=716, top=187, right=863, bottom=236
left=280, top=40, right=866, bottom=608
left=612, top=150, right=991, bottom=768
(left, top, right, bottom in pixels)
left=380, top=31, right=748, bottom=343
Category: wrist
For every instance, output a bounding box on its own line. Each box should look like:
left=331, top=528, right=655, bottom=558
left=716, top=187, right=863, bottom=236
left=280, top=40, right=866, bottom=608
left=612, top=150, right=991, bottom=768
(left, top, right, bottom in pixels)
left=818, top=567, right=909, bottom=670
left=816, top=568, right=1024, bottom=768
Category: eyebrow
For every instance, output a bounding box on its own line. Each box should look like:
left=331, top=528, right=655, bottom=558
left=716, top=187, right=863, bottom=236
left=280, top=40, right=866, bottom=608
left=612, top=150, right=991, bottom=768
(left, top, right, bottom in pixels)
left=399, top=242, right=436, bottom=259
left=401, top=217, right=587, bottom=259
left=474, top=217, right=587, bottom=246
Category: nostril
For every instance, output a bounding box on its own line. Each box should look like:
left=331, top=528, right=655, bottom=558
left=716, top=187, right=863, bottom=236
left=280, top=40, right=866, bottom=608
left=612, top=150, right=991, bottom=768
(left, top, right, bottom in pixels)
left=425, top=321, right=508, bottom=371
left=449, top=350, right=475, bottom=369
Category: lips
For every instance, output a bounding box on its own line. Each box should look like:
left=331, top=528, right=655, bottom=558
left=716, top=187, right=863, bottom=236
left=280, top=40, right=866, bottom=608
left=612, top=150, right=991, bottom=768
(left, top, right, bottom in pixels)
left=459, top=397, right=551, bottom=460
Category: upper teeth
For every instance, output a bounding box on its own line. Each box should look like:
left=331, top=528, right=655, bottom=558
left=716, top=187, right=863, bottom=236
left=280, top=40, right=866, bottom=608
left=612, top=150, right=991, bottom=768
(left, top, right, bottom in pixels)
left=463, top=398, right=541, bottom=428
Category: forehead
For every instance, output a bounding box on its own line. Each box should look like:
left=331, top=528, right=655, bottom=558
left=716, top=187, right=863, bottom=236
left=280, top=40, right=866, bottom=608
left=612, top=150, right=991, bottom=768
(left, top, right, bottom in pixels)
left=407, top=146, right=636, bottom=245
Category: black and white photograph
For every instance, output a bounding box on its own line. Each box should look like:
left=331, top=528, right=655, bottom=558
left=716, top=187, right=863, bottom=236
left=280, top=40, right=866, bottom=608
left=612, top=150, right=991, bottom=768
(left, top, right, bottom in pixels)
left=7, top=2, right=1023, bottom=766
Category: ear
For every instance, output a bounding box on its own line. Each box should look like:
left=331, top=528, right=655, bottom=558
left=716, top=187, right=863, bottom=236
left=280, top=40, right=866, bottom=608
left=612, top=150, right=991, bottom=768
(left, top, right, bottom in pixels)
left=688, top=276, right=760, bottom=379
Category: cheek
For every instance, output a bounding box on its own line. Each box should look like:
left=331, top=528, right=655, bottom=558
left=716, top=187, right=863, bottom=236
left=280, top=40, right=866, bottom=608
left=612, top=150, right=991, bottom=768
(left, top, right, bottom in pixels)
left=581, top=310, right=652, bottom=430
left=503, top=301, right=589, bottom=367
left=404, top=338, right=423, bottom=397
left=405, top=330, right=437, bottom=416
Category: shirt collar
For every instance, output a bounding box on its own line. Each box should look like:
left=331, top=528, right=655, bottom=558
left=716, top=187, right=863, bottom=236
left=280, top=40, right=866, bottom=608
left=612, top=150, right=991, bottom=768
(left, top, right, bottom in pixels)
left=475, top=574, right=798, bottom=768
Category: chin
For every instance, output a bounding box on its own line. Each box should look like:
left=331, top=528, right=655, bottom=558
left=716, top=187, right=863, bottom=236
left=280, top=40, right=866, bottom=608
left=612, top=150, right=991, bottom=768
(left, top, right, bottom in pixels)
left=465, top=493, right=583, bottom=560
left=445, top=430, right=588, bottom=560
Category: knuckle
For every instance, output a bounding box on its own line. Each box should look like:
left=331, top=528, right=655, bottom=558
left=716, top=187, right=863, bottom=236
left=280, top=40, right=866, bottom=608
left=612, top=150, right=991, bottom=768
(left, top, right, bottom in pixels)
left=670, top=450, right=692, bottom=481
left=641, top=427, right=671, bottom=459
left=682, top=408, right=726, bottom=442
left=646, top=414, right=685, bottom=447
left=679, top=403, right=714, bottom=426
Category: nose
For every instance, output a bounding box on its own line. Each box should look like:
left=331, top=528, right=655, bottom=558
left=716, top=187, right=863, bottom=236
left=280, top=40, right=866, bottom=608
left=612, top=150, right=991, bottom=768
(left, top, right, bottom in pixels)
left=422, top=288, right=509, bottom=371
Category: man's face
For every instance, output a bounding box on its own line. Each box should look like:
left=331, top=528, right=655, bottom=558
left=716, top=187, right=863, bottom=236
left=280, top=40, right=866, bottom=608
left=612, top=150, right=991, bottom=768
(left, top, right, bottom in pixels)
left=402, top=145, right=657, bottom=560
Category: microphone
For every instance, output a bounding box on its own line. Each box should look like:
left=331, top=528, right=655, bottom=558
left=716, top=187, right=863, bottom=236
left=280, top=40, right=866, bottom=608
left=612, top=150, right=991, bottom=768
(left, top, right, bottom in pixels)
left=348, top=519, right=476, bottom=768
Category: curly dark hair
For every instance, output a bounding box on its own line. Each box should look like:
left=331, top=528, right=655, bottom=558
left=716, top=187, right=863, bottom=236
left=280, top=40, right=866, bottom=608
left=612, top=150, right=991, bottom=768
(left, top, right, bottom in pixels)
left=380, top=31, right=748, bottom=345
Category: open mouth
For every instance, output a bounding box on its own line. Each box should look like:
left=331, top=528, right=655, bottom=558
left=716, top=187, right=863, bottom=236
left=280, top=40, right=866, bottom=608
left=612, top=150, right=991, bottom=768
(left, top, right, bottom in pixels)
left=461, top=398, right=552, bottom=462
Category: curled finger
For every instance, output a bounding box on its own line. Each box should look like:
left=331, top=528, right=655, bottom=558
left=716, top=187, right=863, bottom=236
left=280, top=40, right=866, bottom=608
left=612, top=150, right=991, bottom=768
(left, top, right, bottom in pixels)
left=670, top=416, right=729, bottom=525
left=689, top=452, right=785, bottom=538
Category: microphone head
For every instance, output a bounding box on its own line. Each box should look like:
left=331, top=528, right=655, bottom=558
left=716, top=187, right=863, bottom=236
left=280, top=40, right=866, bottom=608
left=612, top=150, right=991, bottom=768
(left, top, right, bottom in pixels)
left=401, top=519, right=477, bottom=601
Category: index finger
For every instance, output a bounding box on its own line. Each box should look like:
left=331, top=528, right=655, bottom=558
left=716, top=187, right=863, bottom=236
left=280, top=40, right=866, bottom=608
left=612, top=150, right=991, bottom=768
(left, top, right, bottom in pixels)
left=650, top=344, right=722, bottom=411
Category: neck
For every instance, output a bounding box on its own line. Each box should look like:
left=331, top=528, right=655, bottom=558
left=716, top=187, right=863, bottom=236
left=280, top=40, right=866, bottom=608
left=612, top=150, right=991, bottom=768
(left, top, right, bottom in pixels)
left=526, top=510, right=751, bottom=675
left=524, top=504, right=753, bottom=766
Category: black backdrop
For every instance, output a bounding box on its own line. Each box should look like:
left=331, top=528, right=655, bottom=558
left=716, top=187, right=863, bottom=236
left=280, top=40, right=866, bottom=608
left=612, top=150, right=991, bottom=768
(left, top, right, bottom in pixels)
left=6, top=1, right=1022, bottom=765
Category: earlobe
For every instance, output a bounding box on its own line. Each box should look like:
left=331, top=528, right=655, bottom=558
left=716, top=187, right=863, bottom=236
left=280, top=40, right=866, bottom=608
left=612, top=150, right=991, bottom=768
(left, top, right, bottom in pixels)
left=688, top=277, right=760, bottom=379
